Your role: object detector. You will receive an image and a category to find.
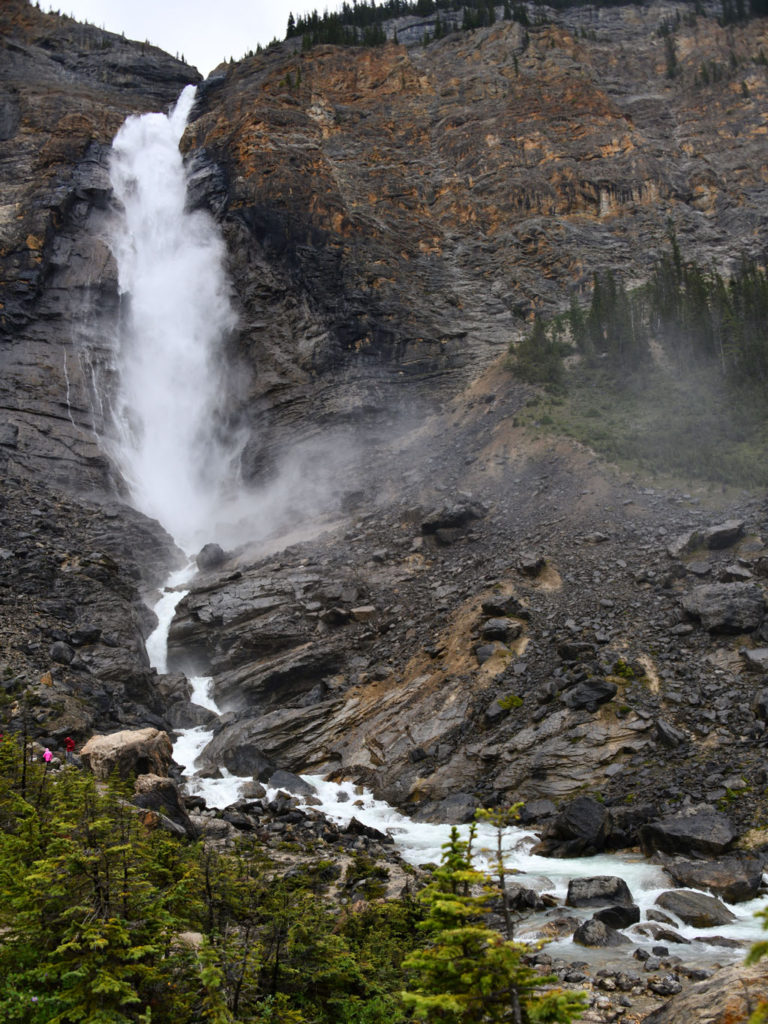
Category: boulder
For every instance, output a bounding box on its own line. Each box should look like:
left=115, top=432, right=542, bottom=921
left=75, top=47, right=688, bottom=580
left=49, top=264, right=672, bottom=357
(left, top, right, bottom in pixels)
left=655, top=889, right=737, bottom=928
left=593, top=904, right=641, bottom=929
left=132, top=774, right=197, bottom=837
left=196, top=543, right=227, bottom=570
left=197, top=726, right=277, bottom=779
left=557, top=640, right=597, bottom=663
left=741, top=647, right=768, bottom=673
left=653, top=718, right=687, bottom=748
left=267, top=770, right=317, bottom=796
left=572, top=917, right=632, bottom=947
left=681, top=582, right=765, bottom=633
left=639, top=808, right=737, bottom=858
left=481, top=617, right=522, bottom=642
left=531, top=796, right=609, bottom=857
left=344, top=816, right=393, bottom=844
left=647, top=975, right=683, bottom=997
left=505, top=884, right=547, bottom=912
left=414, top=792, right=478, bottom=824
left=632, top=921, right=690, bottom=944
left=566, top=876, right=634, bottom=908
left=481, top=594, right=529, bottom=618
left=518, top=551, right=545, bottom=577
left=754, top=688, right=768, bottom=723
left=518, top=798, right=557, bottom=825
left=662, top=854, right=763, bottom=903
left=667, top=520, right=745, bottom=557
left=50, top=641, right=75, bottom=665
left=80, top=728, right=174, bottom=780
left=561, top=678, right=617, bottom=711
left=421, top=498, right=487, bottom=534
left=167, top=701, right=218, bottom=730
left=640, top=960, right=768, bottom=1023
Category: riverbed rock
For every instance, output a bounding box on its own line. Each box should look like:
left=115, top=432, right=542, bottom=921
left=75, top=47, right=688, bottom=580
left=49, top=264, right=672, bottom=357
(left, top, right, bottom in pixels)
left=566, top=876, right=634, bottom=908
left=531, top=796, right=609, bottom=857
left=662, top=853, right=764, bottom=904
left=196, top=717, right=277, bottom=779
left=655, top=889, right=737, bottom=929
left=593, top=904, right=641, bottom=929
left=573, top=917, right=632, bottom=948
left=639, top=809, right=738, bottom=859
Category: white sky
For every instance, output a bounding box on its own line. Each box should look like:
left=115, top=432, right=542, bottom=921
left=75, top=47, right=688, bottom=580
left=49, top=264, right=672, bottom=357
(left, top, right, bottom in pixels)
left=43, top=1, right=349, bottom=76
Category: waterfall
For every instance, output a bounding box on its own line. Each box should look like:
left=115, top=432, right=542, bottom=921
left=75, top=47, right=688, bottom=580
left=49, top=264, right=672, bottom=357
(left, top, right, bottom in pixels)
left=108, top=85, right=239, bottom=552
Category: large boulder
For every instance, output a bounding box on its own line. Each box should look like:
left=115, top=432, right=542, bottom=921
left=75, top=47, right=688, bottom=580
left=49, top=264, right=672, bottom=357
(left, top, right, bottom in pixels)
left=655, top=889, right=737, bottom=928
left=667, top=520, right=745, bottom=558
left=639, top=808, right=737, bottom=858
left=572, top=917, right=632, bottom=947
left=196, top=542, right=227, bottom=570
left=132, top=774, right=197, bottom=838
left=531, top=796, right=609, bottom=857
left=566, top=876, right=634, bottom=908
left=662, top=854, right=764, bottom=904
left=681, top=582, right=765, bottom=633
left=196, top=716, right=277, bottom=779
left=421, top=497, right=487, bottom=534
left=641, top=960, right=768, bottom=1023
left=80, top=728, right=174, bottom=780
left=593, top=904, right=641, bottom=929
left=561, top=678, right=617, bottom=712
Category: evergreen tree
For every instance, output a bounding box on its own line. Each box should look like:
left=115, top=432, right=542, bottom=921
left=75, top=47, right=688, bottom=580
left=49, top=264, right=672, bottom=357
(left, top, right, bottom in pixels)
left=401, top=826, right=586, bottom=1023
left=510, top=316, right=566, bottom=389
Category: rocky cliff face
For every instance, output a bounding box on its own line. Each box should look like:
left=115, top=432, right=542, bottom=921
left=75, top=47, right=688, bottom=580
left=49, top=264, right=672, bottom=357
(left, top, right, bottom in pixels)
left=186, top=1, right=768, bottom=478
left=0, top=0, right=193, bottom=738
left=2, top=0, right=768, bottom=852
left=0, top=0, right=197, bottom=488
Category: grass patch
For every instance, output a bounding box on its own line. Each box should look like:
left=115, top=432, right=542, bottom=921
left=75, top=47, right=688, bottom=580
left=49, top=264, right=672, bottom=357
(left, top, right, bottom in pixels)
left=514, top=362, right=768, bottom=491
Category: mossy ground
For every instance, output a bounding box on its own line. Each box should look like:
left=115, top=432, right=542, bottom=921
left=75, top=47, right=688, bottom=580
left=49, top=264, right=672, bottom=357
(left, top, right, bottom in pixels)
left=512, top=362, right=768, bottom=492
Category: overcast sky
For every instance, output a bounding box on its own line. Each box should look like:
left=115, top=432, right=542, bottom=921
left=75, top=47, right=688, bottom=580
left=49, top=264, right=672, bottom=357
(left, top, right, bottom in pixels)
left=43, top=1, right=347, bottom=76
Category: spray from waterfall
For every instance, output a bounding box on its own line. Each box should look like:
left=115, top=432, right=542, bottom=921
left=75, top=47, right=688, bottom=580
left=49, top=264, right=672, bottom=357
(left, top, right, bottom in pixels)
left=108, top=85, right=239, bottom=552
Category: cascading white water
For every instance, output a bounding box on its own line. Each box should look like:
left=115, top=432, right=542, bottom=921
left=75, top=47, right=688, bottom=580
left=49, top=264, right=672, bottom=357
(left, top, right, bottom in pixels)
left=108, top=85, right=238, bottom=551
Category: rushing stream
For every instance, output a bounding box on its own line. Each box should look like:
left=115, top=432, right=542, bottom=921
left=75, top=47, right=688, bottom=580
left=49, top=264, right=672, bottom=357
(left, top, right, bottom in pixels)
left=111, top=88, right=764, bottom=968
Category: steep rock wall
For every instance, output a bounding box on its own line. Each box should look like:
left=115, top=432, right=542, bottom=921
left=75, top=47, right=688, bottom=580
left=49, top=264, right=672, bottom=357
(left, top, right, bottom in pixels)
left=185, top=3, right=768, bottom=479
left=0, top=0, right=198, bottom=488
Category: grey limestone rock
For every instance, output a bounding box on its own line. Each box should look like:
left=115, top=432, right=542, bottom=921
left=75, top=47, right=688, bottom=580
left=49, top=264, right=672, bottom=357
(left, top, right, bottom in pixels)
left=681, top=582, right=765, bottom=633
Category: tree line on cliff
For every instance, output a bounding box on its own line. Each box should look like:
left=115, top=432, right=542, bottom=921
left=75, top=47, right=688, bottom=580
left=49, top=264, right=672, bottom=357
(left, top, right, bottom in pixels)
left=283, top=0, right=768, bottom=50
left=509, top=240, right=768, bottom=488
left=512, top=240, right=768, bottom=392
